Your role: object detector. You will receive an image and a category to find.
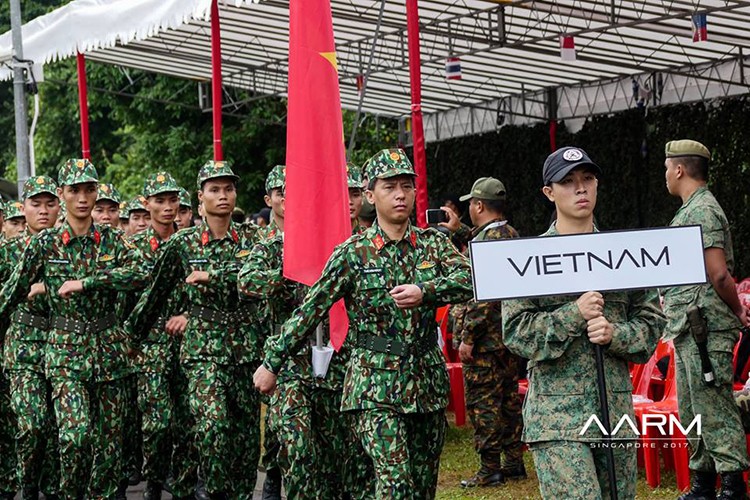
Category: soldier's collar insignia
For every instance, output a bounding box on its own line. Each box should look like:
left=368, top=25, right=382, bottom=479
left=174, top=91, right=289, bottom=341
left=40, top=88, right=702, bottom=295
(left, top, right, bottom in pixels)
left=61, top=230, right=71, bottom=246
left=201, top=231, right=210, bottom=246
left=373, top=234, right=385, bottom=251
left=268, top=229, right=276, bottom=239
left=150, top=237, right=159, bottom=251
left=236, top=249, right=250, bottom=258
left=99, top=254, right=115, bottom=262
left=409, top=231, right=417, bottom=248
left=93, top=229, right=101, bottom=246
left=416, top=260, right=435, bottom=270
left=231, top=229, right=239, bottom=243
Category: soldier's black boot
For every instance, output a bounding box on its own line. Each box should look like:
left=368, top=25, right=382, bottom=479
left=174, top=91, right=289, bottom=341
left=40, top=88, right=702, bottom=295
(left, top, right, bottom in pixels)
left=21, top=487, right=38, bottom=500
left=460, top=466, right=505, bottom=488
left=114, top=477, right=129, bottom=500
left=143, top=480, right=162, bottom=500
left=501, top=461, right=528, bottom=480
left=261, top=467, right=282, bottom=500
left=717, top=472, right=748, bottom=500
left=679, top=470, right=718, bottom=500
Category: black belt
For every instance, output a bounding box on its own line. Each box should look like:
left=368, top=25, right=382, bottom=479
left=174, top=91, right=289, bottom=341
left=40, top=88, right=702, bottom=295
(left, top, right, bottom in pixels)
left=50, top=313, right=118, bottom=335
left=356, top=333, right=436, bottom=357
left=12, top=311, right=49, bottom=330
left=189, top=305, right=231, bottom=325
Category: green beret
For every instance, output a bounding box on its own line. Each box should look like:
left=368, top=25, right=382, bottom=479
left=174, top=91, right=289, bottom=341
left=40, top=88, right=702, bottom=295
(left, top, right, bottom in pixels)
left=58, top=158, right=98, bottom=187
left=460, top=177, right=506, bottom=202
left=144, top=171, right=181, bottom=198
left=346, top=163, right=364, bottom=189
left=665, top=140, right=711, bottom=160
left=364, top=149, right=415, bottom=182
left=4, top=201, right=24, bottom=220
left=196, top=160, right=239, bottom=189
left=178, top=188, right=192, bottom=208
left=265, top=165, right=286, bottom=193
left=96, top=183, right=122, bottom=205
left=22, top=175, right=58, bottom=201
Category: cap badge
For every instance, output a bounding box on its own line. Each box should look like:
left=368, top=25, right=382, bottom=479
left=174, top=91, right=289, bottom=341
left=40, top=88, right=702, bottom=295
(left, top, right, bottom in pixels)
left=156, top=174, right=165, bottom=182
left=562, top=149, right=583, bottom=161
left=389, top=152, right=400, bottom=161
left=76, top=160, right=85, bottom=169
left=36, top=177, right=45, bottom=184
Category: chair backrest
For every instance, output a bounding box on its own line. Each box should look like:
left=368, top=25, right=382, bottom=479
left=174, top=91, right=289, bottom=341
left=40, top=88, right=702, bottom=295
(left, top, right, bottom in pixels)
left=633, top=340, right=674, bottom=401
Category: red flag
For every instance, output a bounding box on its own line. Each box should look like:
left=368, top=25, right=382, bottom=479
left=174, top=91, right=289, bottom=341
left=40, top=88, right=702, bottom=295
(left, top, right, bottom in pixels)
left=284, top=0, right=350, bottom=350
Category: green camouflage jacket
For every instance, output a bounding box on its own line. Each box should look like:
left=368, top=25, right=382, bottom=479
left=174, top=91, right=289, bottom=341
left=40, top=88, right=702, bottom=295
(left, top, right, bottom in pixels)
left=262, top=221, right=473, bottom=414
left=451, top=219, right=519, bottom=352
left=127, top=220, right=263, bottom=366
left=502, top=224, right=665, bottom=443
left=0, top=221, right=149, bottom=381
left=0, top=230, right=49, bottom=372
left=662, top=186, right=740, bottom=339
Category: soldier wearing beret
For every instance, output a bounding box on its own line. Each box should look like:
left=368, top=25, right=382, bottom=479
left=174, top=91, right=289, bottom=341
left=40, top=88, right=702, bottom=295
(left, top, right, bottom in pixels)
left=92, top=183, right=123, bottom=229
left=0, top=158, right=150, bottom=499
left=661, top=140, right=750, bottom=500
left=2, top=201, right=26, bottom=239
left=442, top=177, right=525, bottom=488
left=253, top=148, right=473, bottom=498
left=502, top=147, right=664, bottom=499
left=0, top=176, right=61, bottom=499
left=127, top=161, right=263, bottom=499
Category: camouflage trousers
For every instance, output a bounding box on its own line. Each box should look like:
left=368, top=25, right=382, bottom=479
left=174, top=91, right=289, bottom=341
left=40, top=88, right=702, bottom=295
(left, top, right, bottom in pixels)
left=463, top=348, right=523, bottom=471
left=674, top=330, right=750, bottom=472
left=0, top=374, right=17, bottom=494
left=354, top=408, right=446, bottom=499
left=530, top=440, right=636, bottom=500
left=50, top=377, right=124, bottom=500
left=121, top=374, right=142, bottom=483
left=137, top=368, right=197, bottom=497
left=186, top=362, right=260, bottom=498
left=8, top=370, right=59, bottom=495
left=269, top=379, right=373, bottom=500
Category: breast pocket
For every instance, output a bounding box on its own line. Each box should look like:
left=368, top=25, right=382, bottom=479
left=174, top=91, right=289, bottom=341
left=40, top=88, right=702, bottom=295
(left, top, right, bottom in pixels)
left=357, top=271, right=390, bottom=315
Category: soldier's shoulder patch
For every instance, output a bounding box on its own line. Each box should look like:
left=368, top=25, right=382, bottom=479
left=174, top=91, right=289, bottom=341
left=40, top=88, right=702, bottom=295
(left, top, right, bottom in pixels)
left=99, top=254, right=115, bottom=262
left=416, top=260, right=435, bottom=270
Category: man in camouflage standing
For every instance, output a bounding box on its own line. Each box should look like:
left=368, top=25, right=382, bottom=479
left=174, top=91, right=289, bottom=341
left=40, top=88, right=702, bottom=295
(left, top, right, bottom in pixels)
left=129, top=172, right=197, bottom=500
left=128, top=161, right=263, bottom=499
left=0, top=158, right=149, bottom=499
left=661, top=140, right=750, bottom=500
left=0, top=176, right=62, bottom=500
left=254, top=149, right=473, bottom=498
left=442, top=177, right=525, bottom=488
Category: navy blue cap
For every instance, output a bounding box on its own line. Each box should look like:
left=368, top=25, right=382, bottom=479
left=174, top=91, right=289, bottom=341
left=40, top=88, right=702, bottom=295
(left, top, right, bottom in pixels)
left=543, top=147, right=602, bottom=185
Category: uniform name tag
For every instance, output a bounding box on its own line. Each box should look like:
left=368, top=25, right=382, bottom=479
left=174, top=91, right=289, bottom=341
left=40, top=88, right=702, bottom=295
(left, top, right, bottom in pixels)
left=48, top=259, right=70, bottom=265
left=188, top=259, right=209, bottom=264
left=362, top=267, right=383, bottom=275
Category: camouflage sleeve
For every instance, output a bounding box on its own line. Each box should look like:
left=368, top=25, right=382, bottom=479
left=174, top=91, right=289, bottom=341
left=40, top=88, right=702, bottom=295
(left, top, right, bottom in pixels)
left=607, top=288, right=664, bottom=363
left=263, top=243, right=353, bottom=374
left=80, top=234, right=150, bottom=292
left=693, top=206, right=725, bottom=250
left=502, top=298, right=586, bottom=361
left=452, top=223, right=473, bottom=248
left=0, top=242, right=11, bottom=284
left=421, top=234, right=473, bottom=307
left=460, top=300, right=498, bottom=345
left=238, top=239, right=282, bottom=300
left=0, top=236, right=44, bottom=319
left=126, top=240, right=185, bottom=341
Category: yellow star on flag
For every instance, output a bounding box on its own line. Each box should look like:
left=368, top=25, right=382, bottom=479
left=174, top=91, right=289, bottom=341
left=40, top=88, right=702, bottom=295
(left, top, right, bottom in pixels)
left=319, top=52, right=338, bottom=73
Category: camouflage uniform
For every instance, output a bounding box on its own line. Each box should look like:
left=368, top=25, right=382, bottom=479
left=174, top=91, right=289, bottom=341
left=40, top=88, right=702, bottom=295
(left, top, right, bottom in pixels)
left=452, top=218, right=524, bottom=478
left=129, top=172, right=198, bottom=497
left=662, top=184, right=750, bottom=473
left=0, top=159, right=150, bottom=500
left=262, top=149, right=473, bottom=498
left=127, top=161, right=263, bottom=498
left=0, top=177, right=61, bottom=498
left=502, top=223, right=665, bottom=499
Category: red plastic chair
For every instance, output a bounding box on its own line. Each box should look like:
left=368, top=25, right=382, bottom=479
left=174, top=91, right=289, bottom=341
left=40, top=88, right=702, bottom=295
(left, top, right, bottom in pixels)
left=445, top=362, right=466, bottom=426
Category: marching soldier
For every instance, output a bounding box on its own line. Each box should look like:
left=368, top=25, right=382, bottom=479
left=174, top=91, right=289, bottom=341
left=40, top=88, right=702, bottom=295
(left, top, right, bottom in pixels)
left=661, top=140, right=750, bottom=500
left=0, top=158, right=150, bottom=499
left=502, top=147, right=664, bottom=499
left=176, top=188, right=194, bottom=230
left=126, top=196, right=151, bottom=236
left=0, top=176, right=62, bottom=500
left=253, top=149, right=473, bottom=498
left=2, top=201, right=26, bottom=239
left=127, top=161, right=263, bottom=499
left=92, top=183, right=123, bottom=228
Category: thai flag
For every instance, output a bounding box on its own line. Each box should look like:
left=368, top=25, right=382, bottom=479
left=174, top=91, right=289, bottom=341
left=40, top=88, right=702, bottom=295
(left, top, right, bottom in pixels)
left=560, top=35, right=576, bottom=61
left=445, top=57, right=462, bottom=80
left=692, top=13, right=708, bottom=42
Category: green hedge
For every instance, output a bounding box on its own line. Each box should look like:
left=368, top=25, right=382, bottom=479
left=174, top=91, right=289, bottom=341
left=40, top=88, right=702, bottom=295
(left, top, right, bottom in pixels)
left=423, top=96, right=750, bottom=278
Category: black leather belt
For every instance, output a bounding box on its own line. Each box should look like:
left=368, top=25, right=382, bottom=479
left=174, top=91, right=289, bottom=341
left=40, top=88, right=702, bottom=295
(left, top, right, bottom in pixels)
left=12, top=311, right=48, bottom=330
left=50, top=313, right=117, bottom=335
left=189, top=305, right=231, bottom=325
left=356, top=333, right=436, bottom=357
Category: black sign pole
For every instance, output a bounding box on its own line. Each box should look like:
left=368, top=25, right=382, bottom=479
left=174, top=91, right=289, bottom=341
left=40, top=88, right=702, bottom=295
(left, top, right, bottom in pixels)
left=594, top=342, right=618, bottom=500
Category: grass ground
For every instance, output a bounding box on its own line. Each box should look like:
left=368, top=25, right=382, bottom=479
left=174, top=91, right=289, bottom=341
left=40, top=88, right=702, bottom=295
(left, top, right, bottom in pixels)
left=436, top=416, right=684, bottom=499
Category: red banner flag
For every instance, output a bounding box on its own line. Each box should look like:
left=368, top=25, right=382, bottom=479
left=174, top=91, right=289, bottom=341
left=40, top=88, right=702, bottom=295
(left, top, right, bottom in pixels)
left=284, top=0, right=350, bottom=350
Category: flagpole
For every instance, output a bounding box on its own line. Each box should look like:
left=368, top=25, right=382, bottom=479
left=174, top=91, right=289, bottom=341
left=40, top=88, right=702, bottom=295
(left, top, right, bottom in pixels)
left=210, top=0, right=224, bottom=161
left=405, top=0, right=428, bottom=229
left=76, top=52, right=91, bottom=160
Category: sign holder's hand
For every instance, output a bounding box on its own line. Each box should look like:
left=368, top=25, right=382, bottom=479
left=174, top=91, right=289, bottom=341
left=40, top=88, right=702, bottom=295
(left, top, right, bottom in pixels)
left=577, top=291, right=604, bottom=321
left=587, top=316, right=614, bottom=345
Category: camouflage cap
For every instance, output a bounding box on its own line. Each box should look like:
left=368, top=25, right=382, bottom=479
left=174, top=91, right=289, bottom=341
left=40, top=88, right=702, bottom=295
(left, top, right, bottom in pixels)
left=125, top=196, right=148, bottom=217
left=346, top=163, right=364, bottom=189
left=144, top=171, right=181, bottom=198
left=118, top=202, right=129, bottom=220
left=22, top=175, right=58, bottom=201
left=460, top=177, right=506, bottom=202
left=665, top=140, right=711, bottom=160
left=178, top=188, right=192, bottom=208
left=58, top=158, right=99, bottom=186
left=265, top=165, right=286, bottom=193
left=4, top=201, right=24, bottom=220
left=96, top=183, right=122, bottom=205
left=364, top=149, right=416, bottom=182
left=196, top=160, right=239, bottom=189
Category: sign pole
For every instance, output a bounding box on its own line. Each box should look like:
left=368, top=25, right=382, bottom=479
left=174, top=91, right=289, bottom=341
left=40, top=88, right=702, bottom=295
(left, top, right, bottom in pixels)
left=594, top=343, right=618, bottom=500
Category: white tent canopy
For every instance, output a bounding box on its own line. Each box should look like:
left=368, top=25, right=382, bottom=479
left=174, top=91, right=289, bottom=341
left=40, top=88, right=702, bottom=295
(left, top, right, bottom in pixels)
left=2, top=0, right=750, bottom=141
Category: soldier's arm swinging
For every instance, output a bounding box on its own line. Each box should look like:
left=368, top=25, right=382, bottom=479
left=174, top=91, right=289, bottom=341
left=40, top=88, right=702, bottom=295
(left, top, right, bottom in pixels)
left=237, top=239, right=283, bottom=300
left=418, top=234, right=472, bottom=307
left=0, top=236, right=44, bottom=319
left=79, top=233, right=150, bottom=292
left=705, top=247, right=750, bottom=326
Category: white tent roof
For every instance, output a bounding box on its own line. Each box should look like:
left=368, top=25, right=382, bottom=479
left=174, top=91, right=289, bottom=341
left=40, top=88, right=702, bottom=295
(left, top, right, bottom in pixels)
left=2, top=0, right=750, bottom=140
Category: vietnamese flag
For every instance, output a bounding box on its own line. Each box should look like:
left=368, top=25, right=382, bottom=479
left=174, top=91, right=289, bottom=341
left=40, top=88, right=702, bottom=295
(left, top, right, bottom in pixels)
left=283, top=0, right=351, bottom=350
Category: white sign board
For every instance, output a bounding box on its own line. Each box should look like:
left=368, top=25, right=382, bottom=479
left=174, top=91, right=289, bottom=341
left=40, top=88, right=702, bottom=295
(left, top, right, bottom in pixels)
left=470, top=226, right=706, bottom=302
